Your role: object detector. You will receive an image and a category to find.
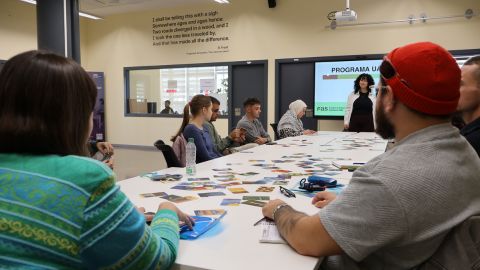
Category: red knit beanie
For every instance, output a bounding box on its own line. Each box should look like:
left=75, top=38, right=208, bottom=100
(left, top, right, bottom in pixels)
left=384, top=42, right=460, bottom=115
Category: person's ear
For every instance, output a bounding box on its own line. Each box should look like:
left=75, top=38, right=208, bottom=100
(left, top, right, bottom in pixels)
left=383, top=86, right=396, bottom=113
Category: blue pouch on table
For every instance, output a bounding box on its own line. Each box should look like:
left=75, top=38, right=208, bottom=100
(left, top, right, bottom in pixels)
left=180, top=211, right=227, bottom=240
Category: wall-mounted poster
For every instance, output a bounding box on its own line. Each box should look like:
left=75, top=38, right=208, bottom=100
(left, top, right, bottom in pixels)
left=88, top=72, right=106, bottom=141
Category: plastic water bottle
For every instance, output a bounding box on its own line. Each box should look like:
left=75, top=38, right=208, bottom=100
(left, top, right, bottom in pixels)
left=186, top=138, right=196, bottom=175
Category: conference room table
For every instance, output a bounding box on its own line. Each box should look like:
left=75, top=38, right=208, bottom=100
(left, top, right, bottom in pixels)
left=118, top=131, right=388, bottom=270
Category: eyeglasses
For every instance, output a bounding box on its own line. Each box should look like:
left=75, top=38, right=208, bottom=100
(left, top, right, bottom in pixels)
left=279, top=186, right=296, bottom=198
left=212, top=109, right=220, bottom=113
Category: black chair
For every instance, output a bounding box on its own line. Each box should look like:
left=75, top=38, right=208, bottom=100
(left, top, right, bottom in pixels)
left=153, top=140, right=182, bottom=168
left=270, top=123, right=279, bottom=141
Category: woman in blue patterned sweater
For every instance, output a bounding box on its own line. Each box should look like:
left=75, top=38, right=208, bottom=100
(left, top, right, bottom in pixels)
left=0, top=50, right=193, bottom=269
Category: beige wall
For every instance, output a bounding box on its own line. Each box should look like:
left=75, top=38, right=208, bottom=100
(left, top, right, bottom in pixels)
left=0, top=0, right=89, bottom=62
left=2, top=0, right=480, bottom=145
left=0, top=0, right=37, bottom=59
left=81, top=0, right=480, bottom=145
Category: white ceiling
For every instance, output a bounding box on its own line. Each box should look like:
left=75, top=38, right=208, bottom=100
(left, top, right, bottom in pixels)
left=79, top=0, right=220, bottom=17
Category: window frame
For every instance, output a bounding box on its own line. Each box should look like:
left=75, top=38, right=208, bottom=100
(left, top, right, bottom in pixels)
left=124, top=61, right=232, bottom=119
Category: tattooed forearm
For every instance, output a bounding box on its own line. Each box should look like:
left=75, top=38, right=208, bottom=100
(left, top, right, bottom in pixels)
left=275, top=205, right=308, bottom=239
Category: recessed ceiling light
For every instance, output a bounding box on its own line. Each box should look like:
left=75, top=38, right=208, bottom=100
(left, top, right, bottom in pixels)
left=19, top=0, right=102, bottom=20
left=214, top=0, right=230, bottom=3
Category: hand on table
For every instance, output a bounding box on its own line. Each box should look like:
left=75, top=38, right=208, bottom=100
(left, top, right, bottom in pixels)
left=303, top=130, right=316, bottom=135
left=254, top=137, right=268, bottom=145
left=158, top=202, right=195, bottom=229
left=312, top=191, right=337, bottom=208
left=230, top=129, right=245, bottom=143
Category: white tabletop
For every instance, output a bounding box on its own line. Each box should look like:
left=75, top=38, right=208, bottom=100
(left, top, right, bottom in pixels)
left=118, top=132, right=388, bottom=270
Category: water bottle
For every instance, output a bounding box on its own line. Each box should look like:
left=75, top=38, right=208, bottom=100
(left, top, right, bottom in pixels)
left=186, top=138, right=196, bottom=175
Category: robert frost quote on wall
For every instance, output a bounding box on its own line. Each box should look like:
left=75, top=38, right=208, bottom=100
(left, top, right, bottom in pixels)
left=152, top=11, right=230, bottom=51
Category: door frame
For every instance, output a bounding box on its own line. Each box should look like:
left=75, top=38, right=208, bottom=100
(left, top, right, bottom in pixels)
left=228, top=60, right=268, bottom=131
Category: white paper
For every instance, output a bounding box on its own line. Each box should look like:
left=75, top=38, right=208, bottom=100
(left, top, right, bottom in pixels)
left=259, top=220, right=286, bottom=244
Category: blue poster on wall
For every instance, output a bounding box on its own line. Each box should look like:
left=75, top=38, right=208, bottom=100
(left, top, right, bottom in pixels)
left=88, top=72, right=105, bottom=141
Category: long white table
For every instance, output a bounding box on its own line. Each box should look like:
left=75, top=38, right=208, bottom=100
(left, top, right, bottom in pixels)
left=118, top=131, right=388, bottom=270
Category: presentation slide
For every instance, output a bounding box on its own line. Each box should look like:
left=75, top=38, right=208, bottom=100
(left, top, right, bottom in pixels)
left=314, top=59, right=382, bottom=117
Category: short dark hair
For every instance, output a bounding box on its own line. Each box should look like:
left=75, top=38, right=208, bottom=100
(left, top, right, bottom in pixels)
left=353, top=73, right=375, bottom=94
left=165, top=100, right=171, bottom=104
left=0, top=50, right=97, bottom=156
left=210, top=96, right=220, bottom=105
left=464, top=55, right=480, bottom=87
left=243, top=97, right=261, bottom=108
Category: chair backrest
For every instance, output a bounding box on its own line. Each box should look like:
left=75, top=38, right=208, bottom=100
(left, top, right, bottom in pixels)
left=171, top=134, right=187, bottom=167
left=153, top=139, right=182, bottom=168
left=270, top=123, right=279, bottom=141
left=419, top=215, right=480, bottom=270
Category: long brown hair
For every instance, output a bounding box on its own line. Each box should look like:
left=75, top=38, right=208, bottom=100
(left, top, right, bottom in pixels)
left=0, top=50, right=97, bottom=156
left=171, top=94, right=212, bottom=142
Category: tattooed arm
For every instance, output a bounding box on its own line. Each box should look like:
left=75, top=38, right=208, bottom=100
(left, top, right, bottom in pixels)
left=262, top=199, right=343, bottom=257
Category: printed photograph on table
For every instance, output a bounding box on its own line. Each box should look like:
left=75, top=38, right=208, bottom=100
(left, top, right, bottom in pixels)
left=165, top=195, right=198, bottom=203
left=139, top=192, right=168, bottom=198
left=194, top=209, right=226, bottom=216
left=220, top=198, right=241, bottom=206
left=242, top=196, right=270, bottom=201
left=228, top=187, right=249, bottom=194
left=188, top=177, right=210, bottom=181
left=198, top=192, right=226, bottom=197
left=256, top=186, right=275, bottom=192
left=241, top=200, right=267, bottom=207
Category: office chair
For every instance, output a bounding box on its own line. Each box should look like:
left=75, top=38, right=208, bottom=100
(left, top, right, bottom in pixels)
left=270, top=123, right=279, bottom=141
left=153, top=140, right=182, bottom=168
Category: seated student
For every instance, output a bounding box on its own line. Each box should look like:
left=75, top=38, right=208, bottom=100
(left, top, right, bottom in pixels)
left=173, top=94, right=222, bottom=163
left=277, top=99, right=316, bottom=139
left=204, top=97, right=258, bottom=154
left=261, top=42, right=480, bottom=269
left=236, top=98, right=272, bottom=144
left=457, top=55, right=480, bottom=156
left=0, top=50, right=194, bottom=269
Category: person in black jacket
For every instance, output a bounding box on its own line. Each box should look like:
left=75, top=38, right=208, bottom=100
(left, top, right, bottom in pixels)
left=458, top=55, right=480, bottom=156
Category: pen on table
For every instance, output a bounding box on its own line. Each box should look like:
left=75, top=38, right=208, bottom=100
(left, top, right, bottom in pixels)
left=253, top=217, right=273, bottom=226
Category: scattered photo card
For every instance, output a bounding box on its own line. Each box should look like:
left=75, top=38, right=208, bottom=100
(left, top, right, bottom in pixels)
left=242, top=196, right=270, bottom=201
left=241, top=200, right=266, bottom=207
left=198, top=192, right=226, bottom=198
left=139, top=192, right=168, bottom=198
left=221, top=198, right=241, bottom=206
left=272, top=180, right=289, bottom=186
left=256, top=186, right=275, bottom=192
left=194, top=209, right=226, bottom=217
left=228, top=187, right=249, bottom=194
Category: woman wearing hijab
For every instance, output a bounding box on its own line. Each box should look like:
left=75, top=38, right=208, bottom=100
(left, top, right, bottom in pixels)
left=277, top=100, right=316, bottom=139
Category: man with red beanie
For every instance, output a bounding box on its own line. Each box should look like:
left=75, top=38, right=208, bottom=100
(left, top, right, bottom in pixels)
left=261, top=42, right=480, bottom=269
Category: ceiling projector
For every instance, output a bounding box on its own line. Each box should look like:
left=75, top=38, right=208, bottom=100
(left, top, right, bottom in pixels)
left=335, top=9, right=357, bottom=21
